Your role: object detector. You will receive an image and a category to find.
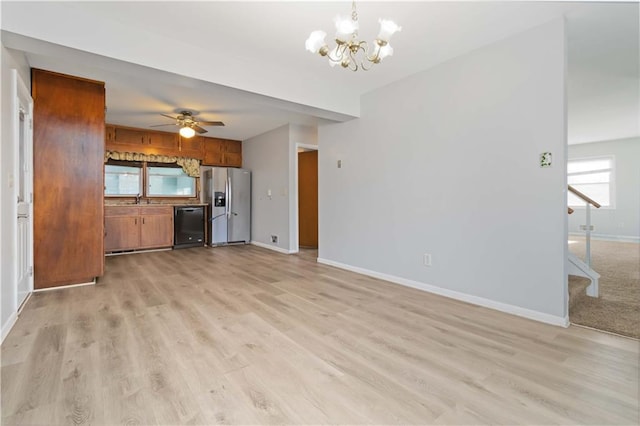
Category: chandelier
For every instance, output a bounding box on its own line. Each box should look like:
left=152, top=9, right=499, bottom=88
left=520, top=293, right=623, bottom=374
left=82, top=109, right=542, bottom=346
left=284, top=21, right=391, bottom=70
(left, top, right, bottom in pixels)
left=305, top=0, right=401, bottom=72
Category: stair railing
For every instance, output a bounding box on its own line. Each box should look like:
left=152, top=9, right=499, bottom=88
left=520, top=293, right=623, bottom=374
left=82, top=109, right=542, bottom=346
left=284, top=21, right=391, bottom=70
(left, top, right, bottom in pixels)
left=568, top=185, right=601, bottom=267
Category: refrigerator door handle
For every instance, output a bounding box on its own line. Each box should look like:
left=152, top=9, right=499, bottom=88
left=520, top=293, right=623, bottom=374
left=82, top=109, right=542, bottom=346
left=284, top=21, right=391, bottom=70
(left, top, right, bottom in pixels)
left=226, top=176, right=232, bottom=219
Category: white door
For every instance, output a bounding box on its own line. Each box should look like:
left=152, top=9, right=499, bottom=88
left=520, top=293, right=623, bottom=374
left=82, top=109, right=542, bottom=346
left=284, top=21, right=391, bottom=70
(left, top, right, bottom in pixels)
left=14, top=70, right=33, bottom=310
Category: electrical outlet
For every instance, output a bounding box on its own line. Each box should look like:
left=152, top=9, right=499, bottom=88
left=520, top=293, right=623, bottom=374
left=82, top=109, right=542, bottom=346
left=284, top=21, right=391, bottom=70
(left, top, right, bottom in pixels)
left=423, top=253, right=432, bottom=267
left=271, top=235, right=278, bottom=243
left=540, top=152, right=552, bottom=168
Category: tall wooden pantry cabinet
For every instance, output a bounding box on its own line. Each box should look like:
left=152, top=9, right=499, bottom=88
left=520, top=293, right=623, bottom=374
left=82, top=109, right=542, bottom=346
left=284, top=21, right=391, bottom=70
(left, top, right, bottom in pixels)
left=31, top=69, right=105, bottom=288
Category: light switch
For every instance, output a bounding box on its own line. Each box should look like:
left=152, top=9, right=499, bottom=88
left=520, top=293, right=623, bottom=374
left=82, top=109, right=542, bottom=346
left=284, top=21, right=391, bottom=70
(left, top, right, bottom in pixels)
left=337, top=160, right=342, bottom=168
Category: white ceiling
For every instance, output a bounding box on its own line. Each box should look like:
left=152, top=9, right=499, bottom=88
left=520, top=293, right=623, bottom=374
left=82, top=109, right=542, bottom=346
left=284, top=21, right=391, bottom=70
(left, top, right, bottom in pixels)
left=2, top=1, right=638, bottom=143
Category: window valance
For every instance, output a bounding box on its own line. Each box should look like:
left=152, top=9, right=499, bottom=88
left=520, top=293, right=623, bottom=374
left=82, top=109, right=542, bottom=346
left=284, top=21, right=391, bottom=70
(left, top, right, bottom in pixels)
left=104, top=151, right=200, bottom=178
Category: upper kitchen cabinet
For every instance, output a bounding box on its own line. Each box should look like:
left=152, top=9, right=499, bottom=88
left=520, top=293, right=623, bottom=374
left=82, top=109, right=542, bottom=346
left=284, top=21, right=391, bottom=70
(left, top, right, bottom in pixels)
left=179, top=135, right=204, bottom=159
left=202, top=138, right=242, bottom=167
left=109, top=125, right=146, bottom=146
left=105, top=124, right=242, bottom=167
left=105, top=124, right=178, bottom=155
left=223, top=140, right=242, bottom=167
left=146, top=131, right=178, bottom=154
left=202, top=137, right=224, bottom=166
left=32, top=69, right=105, bottom=289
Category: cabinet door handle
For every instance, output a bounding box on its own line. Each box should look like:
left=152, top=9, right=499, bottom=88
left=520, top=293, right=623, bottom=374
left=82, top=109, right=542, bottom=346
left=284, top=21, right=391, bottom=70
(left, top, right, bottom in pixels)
left=135, top=218, right=137, bottom=225
left=142, top=218, right=145, bottom=225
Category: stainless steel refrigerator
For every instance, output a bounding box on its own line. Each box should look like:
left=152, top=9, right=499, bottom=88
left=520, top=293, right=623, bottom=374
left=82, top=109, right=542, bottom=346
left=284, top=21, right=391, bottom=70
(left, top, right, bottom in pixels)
left=202, top=167, right=251, bottom=245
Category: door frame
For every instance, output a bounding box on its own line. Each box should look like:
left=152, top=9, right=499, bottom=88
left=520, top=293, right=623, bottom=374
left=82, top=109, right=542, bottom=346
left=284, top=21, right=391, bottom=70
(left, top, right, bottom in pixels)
left=12, top=68, right=34, bottom=312
left=292, top=143, right=318, bottom=254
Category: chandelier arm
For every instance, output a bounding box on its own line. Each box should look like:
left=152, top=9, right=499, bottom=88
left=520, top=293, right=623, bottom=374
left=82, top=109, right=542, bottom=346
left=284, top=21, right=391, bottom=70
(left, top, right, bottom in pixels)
left=326, top=44, right=346, bottom=63
left=363, top=41, right=383, bottom=63
left=360, top=60, right=374, bottom=71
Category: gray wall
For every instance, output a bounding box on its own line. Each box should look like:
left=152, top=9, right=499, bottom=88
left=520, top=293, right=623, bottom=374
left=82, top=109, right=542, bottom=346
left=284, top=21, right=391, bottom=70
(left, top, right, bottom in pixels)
left=568, top=137, right=640, bottom=241
left=243, top=125, right=291, bottom=251
left=318, top=20, right=568, bottom=321
left=242, top=124, right=318, bottom=253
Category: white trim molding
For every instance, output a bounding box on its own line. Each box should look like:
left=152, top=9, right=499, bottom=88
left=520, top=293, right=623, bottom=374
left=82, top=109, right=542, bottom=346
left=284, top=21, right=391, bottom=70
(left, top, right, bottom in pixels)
left=33, top=280, right=96, bottom=292
left=568, top=232, right=639, bottom=244
left=251, top=240, right=297, bottom=255
left=1, top=312, right=18, bottom=344
left=317, top=257, right=570, bottom=328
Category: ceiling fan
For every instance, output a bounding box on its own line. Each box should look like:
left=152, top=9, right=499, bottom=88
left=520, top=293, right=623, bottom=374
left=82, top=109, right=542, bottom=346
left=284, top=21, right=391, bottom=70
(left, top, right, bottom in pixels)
left=151, top=110, right=224, bottom=138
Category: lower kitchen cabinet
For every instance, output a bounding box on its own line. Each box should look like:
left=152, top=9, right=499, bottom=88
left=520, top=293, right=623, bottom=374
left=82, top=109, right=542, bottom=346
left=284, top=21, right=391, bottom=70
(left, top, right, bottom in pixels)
left=139, top=211, right=174, bottom=249
left=104, top=206, right=173, bottom=252
left=104, top=215, right=139, bottom=251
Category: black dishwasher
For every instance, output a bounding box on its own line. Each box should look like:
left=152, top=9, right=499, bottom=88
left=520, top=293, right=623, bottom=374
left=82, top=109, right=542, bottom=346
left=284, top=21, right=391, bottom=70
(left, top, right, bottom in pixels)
left=174, top=206, right=205, bottom=249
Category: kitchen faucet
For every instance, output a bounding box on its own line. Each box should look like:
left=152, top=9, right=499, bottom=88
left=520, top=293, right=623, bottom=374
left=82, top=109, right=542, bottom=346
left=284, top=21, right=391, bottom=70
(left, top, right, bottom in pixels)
left=135, top=194, right=141, bottom=204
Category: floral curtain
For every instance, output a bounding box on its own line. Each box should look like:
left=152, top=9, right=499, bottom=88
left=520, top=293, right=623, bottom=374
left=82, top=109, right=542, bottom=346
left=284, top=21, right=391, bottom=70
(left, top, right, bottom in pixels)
left=104, top=151, right=200, bottom=177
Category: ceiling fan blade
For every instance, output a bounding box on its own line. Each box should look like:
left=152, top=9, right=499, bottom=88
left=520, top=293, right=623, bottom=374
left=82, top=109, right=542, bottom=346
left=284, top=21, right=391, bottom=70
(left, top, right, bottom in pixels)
left=150, top=123, right=177, bottom=127
left=192, top=125, right=208, bottom=134
left=197, top=121, right=225, bottom=127
left=160, top=113, right=177, bottom=120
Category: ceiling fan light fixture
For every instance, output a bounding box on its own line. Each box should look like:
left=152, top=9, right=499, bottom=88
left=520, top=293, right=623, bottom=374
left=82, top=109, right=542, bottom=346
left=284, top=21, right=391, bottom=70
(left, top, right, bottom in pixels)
left=179, top=126, right=196, bottom=138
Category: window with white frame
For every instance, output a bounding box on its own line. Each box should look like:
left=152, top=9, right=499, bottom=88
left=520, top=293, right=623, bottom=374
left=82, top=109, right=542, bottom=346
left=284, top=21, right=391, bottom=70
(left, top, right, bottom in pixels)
left=568, top=156, right=614, bottom=207
left=105, top=164, right=142, bottom=196
left=146, top=164, right=196, bottom=197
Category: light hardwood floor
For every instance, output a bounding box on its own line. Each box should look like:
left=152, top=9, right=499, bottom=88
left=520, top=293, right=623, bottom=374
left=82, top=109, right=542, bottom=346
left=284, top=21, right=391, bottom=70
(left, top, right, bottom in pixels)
left=2, top=245, right=638, bottom=425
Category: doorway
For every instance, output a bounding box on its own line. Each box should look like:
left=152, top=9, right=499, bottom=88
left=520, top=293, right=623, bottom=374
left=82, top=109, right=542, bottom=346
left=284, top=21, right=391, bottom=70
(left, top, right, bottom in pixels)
left=297, top=147, right=318, bottom=252
left=13, top=69, right=34, bottom=310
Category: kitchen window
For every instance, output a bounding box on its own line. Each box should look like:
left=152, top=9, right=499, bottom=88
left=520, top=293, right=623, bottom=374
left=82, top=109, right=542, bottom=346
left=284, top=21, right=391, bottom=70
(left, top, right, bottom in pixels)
left=146, top=164, right=196, bottom=197
left=568, top=156, right=614, bottom=207
left=105, top=163, right=142, bottom=196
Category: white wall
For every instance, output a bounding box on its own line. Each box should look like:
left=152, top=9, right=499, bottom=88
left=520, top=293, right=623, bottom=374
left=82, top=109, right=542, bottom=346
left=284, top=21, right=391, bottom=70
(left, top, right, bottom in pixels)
left=568, top=137, right=640, bottom=241
left=1, top=45, right=31, bottom=340
left=1, top=1, right=360, bottom=118
left=243, top=125, right=292, bottom=252
left=318, top=20, right=568, bottom=323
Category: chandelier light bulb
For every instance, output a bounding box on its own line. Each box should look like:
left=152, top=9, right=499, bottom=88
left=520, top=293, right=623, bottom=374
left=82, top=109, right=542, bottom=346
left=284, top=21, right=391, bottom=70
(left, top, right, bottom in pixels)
left=334, top=16, right=359, bottom=42
left=305, top=30, right=327, bottom=54
left=179, top=126, right=196, bottom=138
left=377, top=19, right=402, bottom=43
left=377, top=43, right=394, bottom=60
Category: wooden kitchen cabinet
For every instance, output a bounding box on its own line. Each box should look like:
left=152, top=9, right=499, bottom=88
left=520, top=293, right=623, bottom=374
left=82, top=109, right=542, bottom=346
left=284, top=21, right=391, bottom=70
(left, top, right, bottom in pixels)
left=179, top=135, right=204, bottom=159
left=202, top=138, right=242, bottom=167
left=32, top=69, right=105, bottom=288
left=146, top=131, right=178, bottom=153
left=113, top=126, right=146, bottom=146
left=202, top=138, right=225, bottom=166
left=104, top=216, right=140, bottom=251
left=105, top=123, right=242, bottom=167
left=223, top=140, right=242, bottom=167
left=105, top=206, right=173, bottom=252
left=139, top=207, right=174, bottom=249
left=105, top=125, right=177, bottom=155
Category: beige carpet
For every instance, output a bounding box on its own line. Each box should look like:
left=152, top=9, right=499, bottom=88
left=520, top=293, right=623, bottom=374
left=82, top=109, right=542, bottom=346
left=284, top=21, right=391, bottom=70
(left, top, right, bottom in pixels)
left=568, top=235, right=640, bottom=339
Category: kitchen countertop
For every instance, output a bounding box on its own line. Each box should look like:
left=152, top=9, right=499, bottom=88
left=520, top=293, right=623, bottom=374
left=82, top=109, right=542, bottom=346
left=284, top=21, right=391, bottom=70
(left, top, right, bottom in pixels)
left=105, top=201, right=208, bottom=207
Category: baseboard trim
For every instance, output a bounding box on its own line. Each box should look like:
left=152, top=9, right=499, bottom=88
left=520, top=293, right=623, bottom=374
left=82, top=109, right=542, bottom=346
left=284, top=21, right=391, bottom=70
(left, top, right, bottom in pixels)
left=568, top=232, right=639, bottom=244
left=317, top=257, right=569, bottom=328
left=34, top=279, right=96, bottom=293
left=1, top=312, right=18, bottom=344
left=250, top=241, right=296, bottom=254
